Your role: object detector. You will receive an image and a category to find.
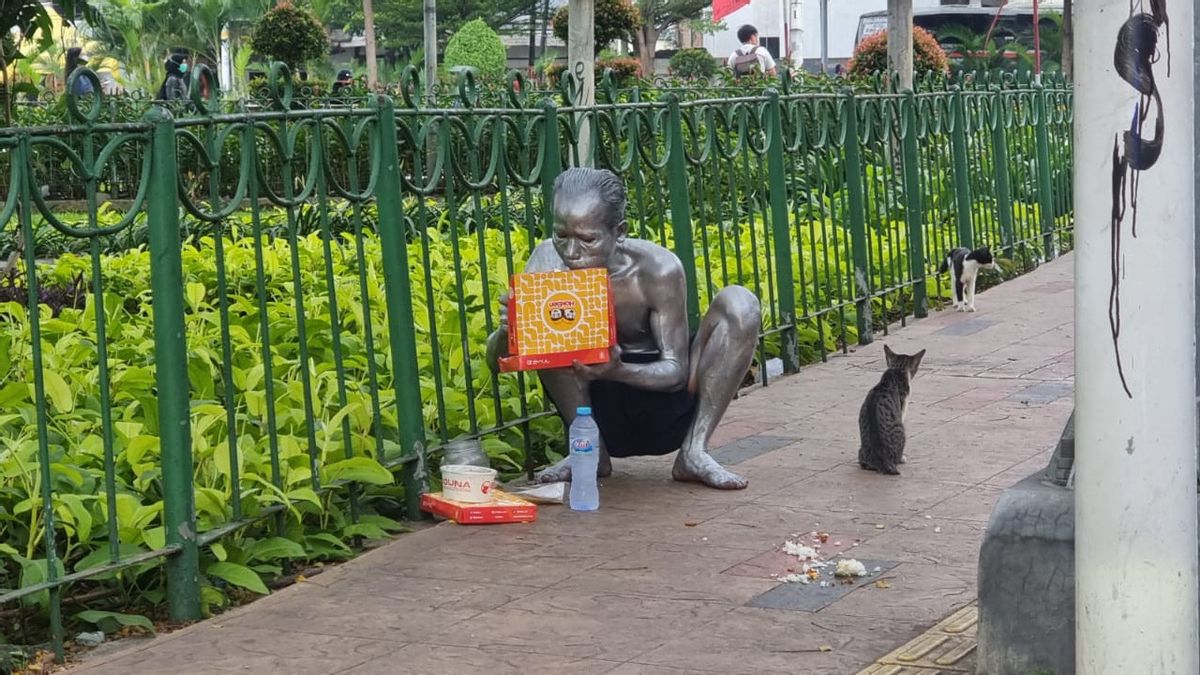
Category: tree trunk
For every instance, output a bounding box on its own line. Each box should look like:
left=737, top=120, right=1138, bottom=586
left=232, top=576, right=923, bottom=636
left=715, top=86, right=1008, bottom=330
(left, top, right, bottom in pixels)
left=1062, top=0, right=1073, bottom=81
left=363, top=0, right=378, bottom=89
left=527, top=0, right=538, bottom=71
left=887, top=0, right=913, bottom=91
left=633, top=25, right=660, bottom=78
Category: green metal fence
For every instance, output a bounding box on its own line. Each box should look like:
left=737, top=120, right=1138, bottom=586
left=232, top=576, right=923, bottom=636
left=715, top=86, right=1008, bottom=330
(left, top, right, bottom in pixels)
left=0, top=64, right=1072, bottom=656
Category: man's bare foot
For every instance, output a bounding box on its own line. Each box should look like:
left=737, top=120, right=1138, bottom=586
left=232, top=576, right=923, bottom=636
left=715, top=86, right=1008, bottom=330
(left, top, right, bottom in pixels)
left=672, top=451, right=748, bottom=490
left=536, top=453, right=613, bottom=483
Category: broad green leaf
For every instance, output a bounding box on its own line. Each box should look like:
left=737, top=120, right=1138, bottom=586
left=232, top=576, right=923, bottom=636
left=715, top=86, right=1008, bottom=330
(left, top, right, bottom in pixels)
left=285, top=487, right=322, bottom=508
left=58, top=494, right=93, bottom=542
left=355, top=514, right=411, bottom=533
left=206, top=562, right=269, bottom=595
left=75, top=544, right=147, bottom=574
left=247, top=537, right=306, bottom=562
left=41, top=370, right=73, bottom=413
left=143, top=526, right=166, bottom=550
left=210, top=542, right=228, bottom=562
left=76, top=610, right=155, bottom=635
left=341, top=523, right=392, bottom=541
left=186, top=282, right=206, bottom=311
left=322, top=456, right=394, bottom=486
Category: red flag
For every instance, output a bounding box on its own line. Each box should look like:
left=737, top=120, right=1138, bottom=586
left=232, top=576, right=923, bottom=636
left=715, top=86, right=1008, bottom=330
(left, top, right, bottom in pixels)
left=712, top=0, right=750, bottom=23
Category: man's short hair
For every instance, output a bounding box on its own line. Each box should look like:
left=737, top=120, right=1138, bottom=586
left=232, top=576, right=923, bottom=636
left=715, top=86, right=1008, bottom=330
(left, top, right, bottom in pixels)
left=736, top=24, right=758, bottom=44
left=553, top=167, right=627, bottom=230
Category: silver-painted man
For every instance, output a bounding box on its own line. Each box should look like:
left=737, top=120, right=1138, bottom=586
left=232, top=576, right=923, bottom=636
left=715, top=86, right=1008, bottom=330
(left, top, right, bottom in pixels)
left=487, top=167, right=761, bottom=490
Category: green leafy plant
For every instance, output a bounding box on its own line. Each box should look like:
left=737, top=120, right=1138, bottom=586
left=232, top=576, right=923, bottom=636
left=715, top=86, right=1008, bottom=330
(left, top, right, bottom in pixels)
left=669, top=48, right=718, bottom=80
left=552, top=0, right=642, bottom=55
left=250, top=1, right=328, bottom=70
left=442, top=18, right=507, bottom=82
left=848, top=25, right=950, bottom=79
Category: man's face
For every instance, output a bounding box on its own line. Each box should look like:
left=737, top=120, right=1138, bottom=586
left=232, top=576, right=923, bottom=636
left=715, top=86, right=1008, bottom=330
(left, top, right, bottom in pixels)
left=551, top=196, right=624, bottom=270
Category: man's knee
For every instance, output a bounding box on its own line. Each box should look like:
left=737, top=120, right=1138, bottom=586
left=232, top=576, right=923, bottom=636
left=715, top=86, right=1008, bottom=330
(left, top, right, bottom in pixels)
left=712, top=285, right=761, bottom=335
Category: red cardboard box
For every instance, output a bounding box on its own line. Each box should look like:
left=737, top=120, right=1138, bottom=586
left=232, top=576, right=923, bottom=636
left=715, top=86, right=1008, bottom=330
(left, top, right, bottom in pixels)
left=498, top=268, right=616, bottom=372
left=420, top=490, right=539, bottom=525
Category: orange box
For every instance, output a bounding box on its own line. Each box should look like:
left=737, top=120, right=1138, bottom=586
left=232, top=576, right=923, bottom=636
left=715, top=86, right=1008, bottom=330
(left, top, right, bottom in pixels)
left=420, top=490, right=539, bottom=525
left=498, top=268, right=616, bottom=372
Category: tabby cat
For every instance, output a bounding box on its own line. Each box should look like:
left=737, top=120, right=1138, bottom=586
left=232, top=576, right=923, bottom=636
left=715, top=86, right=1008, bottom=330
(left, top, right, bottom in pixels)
left=858, top=345, right=926, bottom=475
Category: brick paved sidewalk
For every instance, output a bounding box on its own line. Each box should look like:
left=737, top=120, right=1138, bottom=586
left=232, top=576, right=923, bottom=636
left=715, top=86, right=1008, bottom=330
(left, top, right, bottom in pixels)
left=71, top=255, right=1075, bottom=675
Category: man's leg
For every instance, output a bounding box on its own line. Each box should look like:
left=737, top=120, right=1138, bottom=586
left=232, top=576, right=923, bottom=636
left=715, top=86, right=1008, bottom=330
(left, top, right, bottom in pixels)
left=535, top=369, right=613, bottom=482
left=672, top=285, right=760, bottom=490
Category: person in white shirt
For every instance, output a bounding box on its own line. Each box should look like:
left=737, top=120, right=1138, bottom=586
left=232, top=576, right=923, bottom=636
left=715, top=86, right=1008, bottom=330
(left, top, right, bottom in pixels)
left=726, top=24, right=777, bottom=78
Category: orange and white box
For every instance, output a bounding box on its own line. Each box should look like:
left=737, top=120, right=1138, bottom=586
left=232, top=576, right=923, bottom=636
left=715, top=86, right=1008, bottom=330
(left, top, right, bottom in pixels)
left=498, top=268, right=616, bottom=372
left=420, top=490, right=538, bottom=525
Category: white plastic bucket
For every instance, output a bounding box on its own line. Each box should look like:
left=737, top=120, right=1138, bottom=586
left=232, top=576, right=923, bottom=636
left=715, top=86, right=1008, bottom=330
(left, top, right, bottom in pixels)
left=440, top=464, right=498, bottom=503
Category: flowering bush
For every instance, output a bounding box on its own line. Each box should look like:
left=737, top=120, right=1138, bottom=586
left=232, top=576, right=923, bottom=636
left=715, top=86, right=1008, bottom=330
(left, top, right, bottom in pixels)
left=847, top=26, right=949, bottom=79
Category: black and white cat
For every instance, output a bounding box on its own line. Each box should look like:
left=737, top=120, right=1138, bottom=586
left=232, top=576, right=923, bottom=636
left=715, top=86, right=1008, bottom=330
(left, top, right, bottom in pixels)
left=858, top=345, right=926, bottom=476
left=938, top=246, right=999, bottom=312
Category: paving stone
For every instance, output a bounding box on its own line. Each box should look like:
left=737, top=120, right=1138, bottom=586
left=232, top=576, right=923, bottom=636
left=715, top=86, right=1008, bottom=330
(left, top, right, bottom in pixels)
left=744, top=559, right=900, bottom=611
left=711, top=434, right=795, bottom=465
left=935, top=316, right=998, bottom=336
left=1006, top=380, right=1074, bottom=406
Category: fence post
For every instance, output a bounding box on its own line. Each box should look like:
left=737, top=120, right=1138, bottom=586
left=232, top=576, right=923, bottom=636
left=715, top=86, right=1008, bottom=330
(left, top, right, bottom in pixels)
left=842, top=91, right=873, bottom=345
left=900, top=91, right=928, bottom=319
left=991, top=94, right=1017, bottom=258
left=665, top=94, right=700, bottom=333
left=540, top=100, right=564, bottom=238
left=765, top=89, right=799, bottom=372
left=949, top=87, right=974, bottom=249
left=1034, top=83, right=1057, bottom=260
left=145, top=106, right=201, bottom=621
left=374, top=95, right=428, bottom=519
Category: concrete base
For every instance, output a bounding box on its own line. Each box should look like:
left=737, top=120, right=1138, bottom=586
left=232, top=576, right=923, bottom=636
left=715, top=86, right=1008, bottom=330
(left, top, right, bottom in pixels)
left=976, top=468, right=1076, bottom=675
left=977, top=411, right=1199, bottom=675
left=976, top=413, right=1076, bottom=675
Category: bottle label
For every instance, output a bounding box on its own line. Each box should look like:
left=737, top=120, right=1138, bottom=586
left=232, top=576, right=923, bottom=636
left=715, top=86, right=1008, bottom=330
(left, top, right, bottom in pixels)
left=570, top=437, right=594, bottom=453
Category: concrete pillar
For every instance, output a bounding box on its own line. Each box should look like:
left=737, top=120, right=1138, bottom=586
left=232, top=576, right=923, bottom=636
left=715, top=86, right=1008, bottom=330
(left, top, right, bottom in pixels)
left=423, top=0, right=437, bottom=106
left=219, top=26, right=232, bottom=94
left=1075, top=2, right=1198, bottom=673
left=887, top=0, right=913, bottom=91
left=1194, top=0, right=1200, bottom=477
left=819, top=0, right=829, bottom=74
left=567, top=0, right=594, bottom=165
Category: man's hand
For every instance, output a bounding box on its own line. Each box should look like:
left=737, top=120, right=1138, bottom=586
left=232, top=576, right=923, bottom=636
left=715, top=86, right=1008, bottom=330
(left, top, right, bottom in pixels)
left=571, top=344, right=623, bottom=382
left=487, top=287, right=514, bottom=375
left=496, top=288, right=512, bottom=336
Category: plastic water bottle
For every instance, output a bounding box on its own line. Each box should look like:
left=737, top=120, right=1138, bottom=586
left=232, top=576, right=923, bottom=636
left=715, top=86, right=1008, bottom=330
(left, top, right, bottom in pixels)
left=569, top=407, right=600, bottom=511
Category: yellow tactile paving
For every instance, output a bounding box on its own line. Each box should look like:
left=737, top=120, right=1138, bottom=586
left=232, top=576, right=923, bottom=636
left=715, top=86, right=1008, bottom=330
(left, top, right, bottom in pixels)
left=859, top=602, right=979, bottom=675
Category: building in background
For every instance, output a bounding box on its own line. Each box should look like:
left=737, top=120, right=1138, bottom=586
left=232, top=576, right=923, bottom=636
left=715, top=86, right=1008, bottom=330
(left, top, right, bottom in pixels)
left=705, top=0, right=945, bottom=73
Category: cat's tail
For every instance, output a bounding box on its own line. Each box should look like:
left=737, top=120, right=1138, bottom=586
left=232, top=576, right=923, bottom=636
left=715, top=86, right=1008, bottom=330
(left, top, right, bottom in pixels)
left=937, top=254, right=950, bottom=275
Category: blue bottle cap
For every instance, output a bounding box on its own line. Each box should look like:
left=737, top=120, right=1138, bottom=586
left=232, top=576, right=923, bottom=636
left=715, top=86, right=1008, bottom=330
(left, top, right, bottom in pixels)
left=576, top=406, right=591, bottom=416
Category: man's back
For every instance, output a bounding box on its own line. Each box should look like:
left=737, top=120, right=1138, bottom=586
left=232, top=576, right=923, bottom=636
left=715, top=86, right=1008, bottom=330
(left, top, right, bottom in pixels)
left=727, top=44, right=775, bottom=78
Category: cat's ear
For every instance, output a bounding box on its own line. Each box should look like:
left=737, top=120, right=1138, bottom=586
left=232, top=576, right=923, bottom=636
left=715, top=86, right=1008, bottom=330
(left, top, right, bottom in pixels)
left=884, top=344, right=897, bottom=367
left=912, top=349, right=927, bottom=370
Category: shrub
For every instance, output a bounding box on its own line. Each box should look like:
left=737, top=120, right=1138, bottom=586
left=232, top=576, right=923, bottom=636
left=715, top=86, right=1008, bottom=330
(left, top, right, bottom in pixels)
left=847, top=26, right=949, bottom=80
left=443, top=19, right=507, bottom=82
left=250, top=1, right=328, bottom=70
left=670, top=48, right=718, bottom=80
left=546, top=57, right=641, bottom=86
left=551, top=0, right=641, bottom=55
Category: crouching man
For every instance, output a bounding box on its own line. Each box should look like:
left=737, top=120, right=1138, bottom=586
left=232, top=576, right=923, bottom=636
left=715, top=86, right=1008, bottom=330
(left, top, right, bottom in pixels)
left=487, top=167, right=761, bottom=490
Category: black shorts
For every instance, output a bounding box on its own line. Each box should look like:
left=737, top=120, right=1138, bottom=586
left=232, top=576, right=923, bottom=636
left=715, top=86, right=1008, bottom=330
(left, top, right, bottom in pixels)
left=549, top=350, right=698, bottom=458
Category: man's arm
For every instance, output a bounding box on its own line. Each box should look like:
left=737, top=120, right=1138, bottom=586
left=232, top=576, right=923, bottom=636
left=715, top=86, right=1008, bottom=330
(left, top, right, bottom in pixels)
left=761, top=48, right=778, bottom=77
left=584, top=259, right=690, bottom=392
left=486, top=241, right=561, bottom=373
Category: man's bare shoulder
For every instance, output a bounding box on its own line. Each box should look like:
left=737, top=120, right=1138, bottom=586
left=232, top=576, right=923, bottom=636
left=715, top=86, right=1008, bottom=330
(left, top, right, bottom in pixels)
left=624, top=238, right=685, bottom=285
left=524, top=240, right=566, bottom=272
